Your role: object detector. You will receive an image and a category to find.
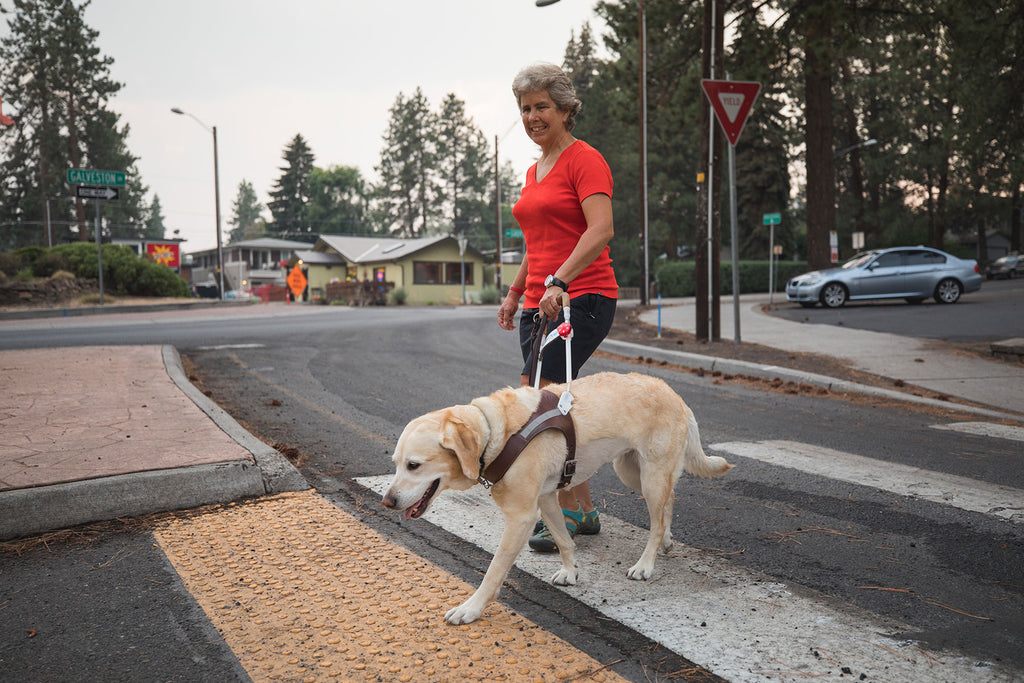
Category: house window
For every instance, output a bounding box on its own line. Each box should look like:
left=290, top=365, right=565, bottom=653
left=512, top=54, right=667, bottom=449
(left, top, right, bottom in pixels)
left=414, top=261, right=472, bottom=285
left=414, top=261, right=443, bottom=284
left=374, top=268, right=386, bottom=282
left=444, top=262, right=473, bottom=285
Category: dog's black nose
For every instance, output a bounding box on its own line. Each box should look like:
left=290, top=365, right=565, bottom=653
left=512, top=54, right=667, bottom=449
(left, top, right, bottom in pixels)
left=381, top=494, right=396, bottom=509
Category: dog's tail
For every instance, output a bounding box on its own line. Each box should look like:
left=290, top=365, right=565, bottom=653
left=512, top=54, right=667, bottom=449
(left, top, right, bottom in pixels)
left=682, top=413, right=733, bottom=478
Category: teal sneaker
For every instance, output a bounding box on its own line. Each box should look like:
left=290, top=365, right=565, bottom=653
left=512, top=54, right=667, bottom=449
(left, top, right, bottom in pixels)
left=532, top=507, right=600, bottom=538
left=529, top=505, right=589, bottom=553
left=577, top=508, right=601, bottom=535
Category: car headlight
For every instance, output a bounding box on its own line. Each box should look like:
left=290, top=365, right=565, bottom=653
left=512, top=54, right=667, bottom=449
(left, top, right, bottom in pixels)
left=796, top=276, right=820, bottom=287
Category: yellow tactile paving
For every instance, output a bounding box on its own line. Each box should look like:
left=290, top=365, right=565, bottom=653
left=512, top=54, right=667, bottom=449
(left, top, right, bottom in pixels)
left=153, top=490, right=628, bottom=683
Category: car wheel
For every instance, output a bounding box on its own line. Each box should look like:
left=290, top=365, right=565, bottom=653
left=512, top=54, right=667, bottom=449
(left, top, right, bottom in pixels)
left=934, top=278, right=962, bottom=304
left=820, top=283, right=847, bottom=308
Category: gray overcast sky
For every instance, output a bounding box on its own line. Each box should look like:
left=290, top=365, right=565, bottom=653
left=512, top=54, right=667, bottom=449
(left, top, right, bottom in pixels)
left=67, top=0, right=606, bottom=251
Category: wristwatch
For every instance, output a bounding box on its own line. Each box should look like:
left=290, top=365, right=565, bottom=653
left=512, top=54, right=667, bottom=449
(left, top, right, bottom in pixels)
left=544, top=275, right=569, bottom=292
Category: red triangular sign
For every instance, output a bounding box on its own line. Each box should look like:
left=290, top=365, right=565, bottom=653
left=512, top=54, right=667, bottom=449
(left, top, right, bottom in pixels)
left=701, top=79, right=761, bottom=146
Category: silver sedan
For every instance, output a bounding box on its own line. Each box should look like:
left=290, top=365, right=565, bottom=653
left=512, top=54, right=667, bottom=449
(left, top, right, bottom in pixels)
left=786, top=246, right=982, bottom=308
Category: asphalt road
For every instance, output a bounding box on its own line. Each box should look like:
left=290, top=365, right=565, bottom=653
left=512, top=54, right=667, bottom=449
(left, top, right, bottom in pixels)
left=176, top=306, right=1022, bottom=677
left=771, top=276, right=1024, bottom=342
left=2, top=305, right=1022, bottom=681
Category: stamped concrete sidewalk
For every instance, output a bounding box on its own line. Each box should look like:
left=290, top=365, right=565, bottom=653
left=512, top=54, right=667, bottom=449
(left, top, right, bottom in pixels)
left=0, top=345, right=306, bottom=539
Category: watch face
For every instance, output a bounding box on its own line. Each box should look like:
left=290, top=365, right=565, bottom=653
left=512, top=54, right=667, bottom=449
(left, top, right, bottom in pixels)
left=545, top=275, right=553, bottom=287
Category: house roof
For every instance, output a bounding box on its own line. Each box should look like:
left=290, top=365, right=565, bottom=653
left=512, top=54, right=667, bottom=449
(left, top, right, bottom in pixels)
left=315, top=234, right=482, bottom=263
left=294, top=249, right=344, bottom=266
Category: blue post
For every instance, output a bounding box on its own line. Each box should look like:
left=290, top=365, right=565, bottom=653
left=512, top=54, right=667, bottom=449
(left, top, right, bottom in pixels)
left=657, top=294, right=662, bottom=338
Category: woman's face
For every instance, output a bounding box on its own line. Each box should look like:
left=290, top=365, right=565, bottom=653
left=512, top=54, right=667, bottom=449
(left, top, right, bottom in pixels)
left=520, top=90, right=569, bottom=147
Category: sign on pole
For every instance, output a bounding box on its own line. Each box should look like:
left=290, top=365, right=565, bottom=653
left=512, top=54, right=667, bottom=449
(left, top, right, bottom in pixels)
left=76, top=185, right=119, bottom=201
left=763, top=212, right=781, bottom=225
left=504, top=228, right=523, bottom=239
left=701, top=80, right=761, bottom=146
left=286, top=264, right=308, bottom=298
left=67, top=168, right=126, bottom=187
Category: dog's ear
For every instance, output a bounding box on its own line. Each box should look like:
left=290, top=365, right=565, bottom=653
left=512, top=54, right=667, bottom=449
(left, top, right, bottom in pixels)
left=440, top=410, right=483, bottom=482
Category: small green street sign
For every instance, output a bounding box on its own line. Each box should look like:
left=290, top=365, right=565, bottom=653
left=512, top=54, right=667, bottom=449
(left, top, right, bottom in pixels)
left=763, top=212, right=782, bottom=225
left=67, top=168, right=126, bottom=187
left=504, top=228, right=523, bottom=239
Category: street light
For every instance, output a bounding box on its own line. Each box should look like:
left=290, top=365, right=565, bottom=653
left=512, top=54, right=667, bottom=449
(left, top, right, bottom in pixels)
left=171, top=107, right=224, bottom=300
left=536, top=0, right=649, bottom=305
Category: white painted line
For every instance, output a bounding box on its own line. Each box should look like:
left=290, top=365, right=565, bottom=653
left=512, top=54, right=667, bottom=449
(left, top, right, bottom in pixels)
left=195, top=343, right=266, bottom=350
left=930, top=422, right=1024, bottom=443
left=711, top=440, right=1024, bottom=525
left=358, top=474, right=1012, bottom=682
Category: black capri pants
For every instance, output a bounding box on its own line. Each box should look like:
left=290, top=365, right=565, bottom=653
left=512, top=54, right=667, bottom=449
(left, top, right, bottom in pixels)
left=518, top=293, right=617, bottom=383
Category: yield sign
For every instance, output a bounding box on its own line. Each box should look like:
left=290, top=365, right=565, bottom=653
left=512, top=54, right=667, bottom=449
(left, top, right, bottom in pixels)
left=701, top=79, right=761, bottom=146
left=286, top=264, right=307, bottom=297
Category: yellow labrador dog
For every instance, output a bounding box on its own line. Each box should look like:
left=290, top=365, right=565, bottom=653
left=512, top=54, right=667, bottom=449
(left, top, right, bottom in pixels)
left=381, top=371, right=732, bottom=625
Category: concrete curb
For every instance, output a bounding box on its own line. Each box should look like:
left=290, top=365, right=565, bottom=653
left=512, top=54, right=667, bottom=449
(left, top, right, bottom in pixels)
left=161, top=345, right=309, bottom=494
left=0, top=300, right=251, bottom=321
left=600, top=338, right=1023, bottom=423
left=0, top=462, right=264, bottom=540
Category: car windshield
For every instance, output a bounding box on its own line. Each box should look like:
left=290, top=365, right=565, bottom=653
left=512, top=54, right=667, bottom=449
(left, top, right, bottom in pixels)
left=841, top=252, right=879, bottom=270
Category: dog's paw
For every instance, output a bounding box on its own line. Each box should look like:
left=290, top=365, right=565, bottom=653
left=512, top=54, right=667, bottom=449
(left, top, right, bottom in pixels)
left=626, top=562, right=655, bottom=581
left=445, top=601, right=483, bottom=625
left=551, top=567, right=579, bottom=586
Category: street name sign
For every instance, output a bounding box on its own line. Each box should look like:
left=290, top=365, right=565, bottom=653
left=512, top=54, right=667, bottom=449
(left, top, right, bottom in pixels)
left=76, top=185, right=119, bottom=200
left=701, top=80, right=761, bottom=146
left=504, top=228, right=523, bottom=239
left=67, top=168, right=126, bottom=187
left=763, top=212, right=781, bottom=225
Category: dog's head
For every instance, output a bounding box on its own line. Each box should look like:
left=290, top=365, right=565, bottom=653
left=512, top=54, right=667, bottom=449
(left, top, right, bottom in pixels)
left=382, top=405, right=488, bottom=520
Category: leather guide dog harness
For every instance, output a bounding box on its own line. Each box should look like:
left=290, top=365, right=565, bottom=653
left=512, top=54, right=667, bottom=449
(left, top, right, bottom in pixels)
left=477, top=389, right=577, bottom=490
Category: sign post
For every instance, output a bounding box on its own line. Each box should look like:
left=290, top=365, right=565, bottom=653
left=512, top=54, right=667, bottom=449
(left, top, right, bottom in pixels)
left=67, top=169, right=127, bottom=306
left=764, top=213, right=782, bottom=306
left=702, top=79, right=761, bottom=343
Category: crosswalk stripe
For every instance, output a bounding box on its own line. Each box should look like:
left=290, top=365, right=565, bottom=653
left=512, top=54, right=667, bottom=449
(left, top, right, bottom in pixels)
left=358, top=474, right=1013, bottom=682
left=711, top=440, right=1024, bottom=525
left=930, top=421, right=1024, bottom=442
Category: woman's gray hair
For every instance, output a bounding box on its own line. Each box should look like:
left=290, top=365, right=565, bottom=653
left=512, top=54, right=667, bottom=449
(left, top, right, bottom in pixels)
left=512, top=63, right=582, bottom=132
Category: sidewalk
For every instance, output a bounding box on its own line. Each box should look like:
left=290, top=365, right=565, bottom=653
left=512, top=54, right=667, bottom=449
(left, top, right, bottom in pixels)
left=0, top=344, right=307, bottom=540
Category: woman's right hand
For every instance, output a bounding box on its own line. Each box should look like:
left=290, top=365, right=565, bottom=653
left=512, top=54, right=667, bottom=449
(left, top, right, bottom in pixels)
left=497, top=294, right=519, bottom=331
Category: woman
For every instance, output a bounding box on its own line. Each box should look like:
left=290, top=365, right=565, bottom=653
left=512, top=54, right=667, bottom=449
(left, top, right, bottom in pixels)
left=497, top=63, right=618, bottom=553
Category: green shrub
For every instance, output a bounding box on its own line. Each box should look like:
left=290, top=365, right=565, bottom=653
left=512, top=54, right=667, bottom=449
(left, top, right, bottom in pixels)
left=0, top=252, right=21, bottom=276
left=15, top=268, right=34, bottom=281
left=478, top=286, right=501, bottom=304
left=390, top=287, right=408, bottom=305
left=32, top=250, right=71, bottom=278
left=79, top=293, right=115, bottom=305
left=13, top=246, right=45, bottom=269
left=45, top=243, right=188, bottom=297
left=654, top=260, right=810, bottom=297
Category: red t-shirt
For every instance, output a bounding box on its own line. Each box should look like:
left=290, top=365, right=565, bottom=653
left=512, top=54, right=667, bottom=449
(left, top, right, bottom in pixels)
left=512, top=140, right=618, bottom=308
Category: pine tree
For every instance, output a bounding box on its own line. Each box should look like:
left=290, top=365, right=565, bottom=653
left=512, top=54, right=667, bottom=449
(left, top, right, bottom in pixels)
left=143, top=194, right=166, bottom=240
left=436, top=93, right=490, bottom=241
left=228, top=179, right=265, bottom=243
left=267, top=134, right=315, bottom=239
left=373, top=88, right=438, bottom=237
left=0, top=0, right=147, bottom=246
